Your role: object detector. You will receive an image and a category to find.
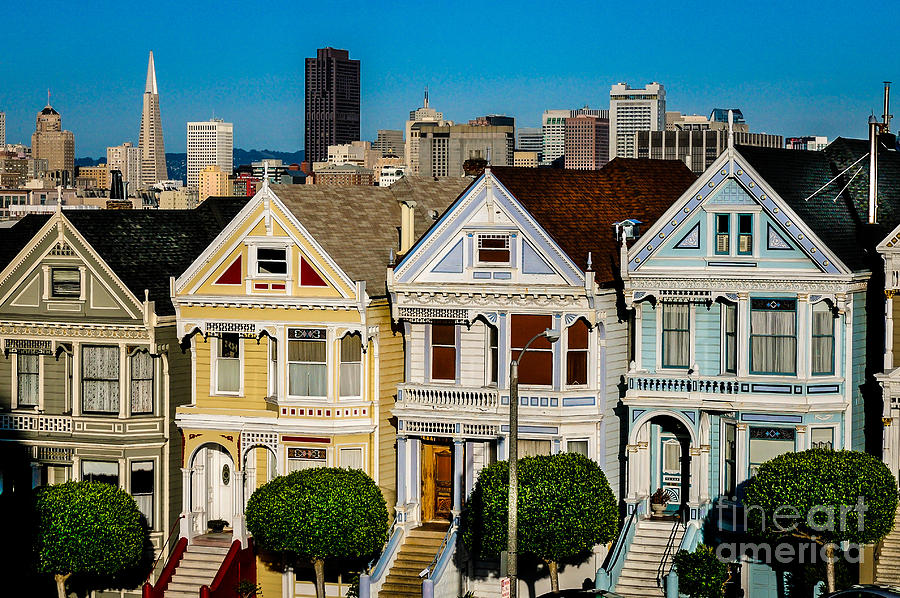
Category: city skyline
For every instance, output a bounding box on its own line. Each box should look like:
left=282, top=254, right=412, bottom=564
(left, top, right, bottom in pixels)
left=1, top=0, right=897, bottom=157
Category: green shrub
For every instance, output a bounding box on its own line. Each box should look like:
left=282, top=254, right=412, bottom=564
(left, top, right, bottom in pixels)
left=672, top=544, right=729, bottom=598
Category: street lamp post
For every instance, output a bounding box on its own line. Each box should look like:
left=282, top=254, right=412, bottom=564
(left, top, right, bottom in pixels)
left=507, top=327, right=559, bottom=598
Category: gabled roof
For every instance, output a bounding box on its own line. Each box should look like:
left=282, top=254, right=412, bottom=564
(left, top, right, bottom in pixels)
left=0, top=198, right=248, bottom=316
left=270, top=177, right=471, bottom=298
left=489, top=159, right=697, bottom=285
left=738, top=138, right=900, bottom=272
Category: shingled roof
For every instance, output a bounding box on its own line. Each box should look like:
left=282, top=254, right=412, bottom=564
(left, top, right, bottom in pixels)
left=271, top=176, right=472, bottom=298
left=0, top=198, right=248, bottom=316
left=489, top=159, right=698, bottom=285
left=738, top=138, right=900, bottom=272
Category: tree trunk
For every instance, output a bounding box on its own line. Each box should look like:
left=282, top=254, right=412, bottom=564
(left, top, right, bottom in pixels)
left=313, top=558, right=326, bottom=598
left=825, top=542, right=836, bottom=593
left=547, top=560, right=559, bottom=594
left=55, top=573, right=71, bottom=598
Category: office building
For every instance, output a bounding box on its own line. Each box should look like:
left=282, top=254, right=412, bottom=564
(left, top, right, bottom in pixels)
left=373, top=129, right=404, bottom=157
left=325, top=140, right=379, bottom=171
left=609, top=82, right=665, bottom=161
left=76, top=165, right=109, bottom=190
left=198, top=165, right=230, bottom=201
left=374, top=154, right=404, bottom=185
left=517, top=127, right=543, bottom=156
left=786, top=136, right=829, bottom=151
left=666, top=109, right=749, bottom=133
left=378, top=163, right=407, bottom=187
left=251, top=159, right=288, bottom=184
left=468, top=114, right=515, bottom=128
left=106, top=142, right=141, bottom=194
left=157, top=187, right=199, bottom=209
left=313, top=163, right=374, bottom=186
left=305, top=47, right=360, bottom=163
left=564, top=114, right=609, bottom=170
left=415, top=124, right=514, bottom=177
left=139, top=51, right=168, bottom=185
left=513, top=150, right=539, bottom=168
left=31, top=100, right=75, bottom=186
left=635, top=129, right=783, bottom=173
left=187, top=119, right=233, bottom=189
left=405, top=88, right=451, bottom=174
left=541, top=110, right=570, bottom=166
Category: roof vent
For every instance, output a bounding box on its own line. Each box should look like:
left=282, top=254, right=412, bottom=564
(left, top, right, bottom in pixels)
left=613, top=219, right=643, bottom=241
left=429, top=209, right=439, bottom=220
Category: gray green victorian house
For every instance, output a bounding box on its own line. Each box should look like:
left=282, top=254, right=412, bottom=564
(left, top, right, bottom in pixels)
left=0, top=199, right=245, bottom=586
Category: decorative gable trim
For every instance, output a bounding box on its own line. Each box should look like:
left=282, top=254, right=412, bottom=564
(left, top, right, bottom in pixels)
left=674, top=223, right=700, bottom=249
left=766, top=223, right=793, bottom=250
left=214, top=255, right=242, bottom=285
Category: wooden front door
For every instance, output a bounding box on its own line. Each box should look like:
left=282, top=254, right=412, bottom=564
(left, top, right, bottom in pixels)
left=422, top=443, right=453, bottom=522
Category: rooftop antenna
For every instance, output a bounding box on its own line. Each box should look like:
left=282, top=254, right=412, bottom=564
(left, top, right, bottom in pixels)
left=869, top=114, right=879, bottom=224
left=424, top=86, right=429, bottom=108
left=883, top=81, right=893, bottom=133
left=47, top=88, right=51, bottom=107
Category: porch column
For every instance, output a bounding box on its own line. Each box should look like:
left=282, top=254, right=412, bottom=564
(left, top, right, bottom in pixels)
left=410, top=438, right=421, bottom=524
left=735, top=423, right=749, bottom=486
left=625, top=444, right=640, bottom=502
left=452, top=439, right=464, bottom=516
left=688, top=446, right=702, bottom=520
left=396, top=436, right=407, bottom=511
left=232, top=469, right=247, bottom=546
left=180, top=467, right=194, bottom=540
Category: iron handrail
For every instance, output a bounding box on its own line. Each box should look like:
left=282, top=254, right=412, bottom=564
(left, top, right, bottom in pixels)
left=145, top=514, right=184, bottom=585
left=657, top=516, right=685, bottom=587
left=607, top=506, right=638, bottom=575
left=367, top=513, right=398, bottom=573
left=427, top=523, right=456, bottom=579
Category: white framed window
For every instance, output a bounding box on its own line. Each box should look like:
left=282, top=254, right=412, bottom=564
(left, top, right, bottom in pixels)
left=255, top=247, right=288, bottom=276
left=16, top=353, right=40, bottom=407
left=661, top=302, right=690, bottom=369
left=340, top=447, right=364, bottom=470
left=566, top=439, right=589, bottom=456
left=130, top=461, right=154, bottom=527
left=130, top=351, right=153, bottom=414
left=477, top=233, right=511, bottom=265
left=51, top=268, right=81, bottom=298
left=722, top=303, right=737, bottom=374
left=82, top=460, right=119, bottom=486
left=339, top=335, right=361, bottom=397
left=721, top=421, right=737, bottom=498
left=82, top=345, right=120, bottom=413
left=811, top=302, right=835, bottom=375
left=215, top=334, right=241, bottom=394
left=810, top=427, right=834, bottom=450
left=288, top=329, right=327, bottom=397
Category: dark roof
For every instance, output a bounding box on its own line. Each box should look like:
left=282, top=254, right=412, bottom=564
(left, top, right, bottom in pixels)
left=271, top=177, right=471, bottom=298
left=1, top=198, right=248, bottom=316
left=738, top=138, right=900, bottom=272
left=489, top=159, right=698, bottom=285
left=40, top=105, right=59, bottom=116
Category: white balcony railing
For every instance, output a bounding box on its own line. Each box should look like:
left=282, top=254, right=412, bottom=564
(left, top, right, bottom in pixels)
left=628, top=374, right=739, bottom=395
left=0, top=412, right=73, bottom=433
left=397, top=384, right=499, bottom=410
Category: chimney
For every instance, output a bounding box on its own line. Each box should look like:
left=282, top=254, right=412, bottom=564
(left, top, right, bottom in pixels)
left=399, top=200, right=417, bottom=253
left=869, top=115, right=879, bottom=224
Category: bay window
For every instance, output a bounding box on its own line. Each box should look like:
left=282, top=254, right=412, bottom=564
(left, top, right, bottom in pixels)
left=215, top=334, right=241, bottom=393
left=811, top=302, right=835, bottom=375
left=130, top=351, right=153, bottom=414
left=288, top=330, right=327, bottom=396
left=339, top=335, right=361, bottom=397
left=431, top=322, right=456, bottom=382
left=662, top=303, right=690, bottom=369
left=723, top=303, right=737, bottom=374
left=487, top=325, right=499, bottom=386
left=131, top=461, right=154, bottom=527
left=82, top=345, right=120, bottom=413
left=82, top=460, right=118, bottom=486
left=17, top=353, right=40, bottom=407
left=722, top=422, right=736, bottom=498
left=750, top=298, right=796, bottom=375
left=566, top=319, right=589, bottom=385
left=511, top=314, right=553, bottom=385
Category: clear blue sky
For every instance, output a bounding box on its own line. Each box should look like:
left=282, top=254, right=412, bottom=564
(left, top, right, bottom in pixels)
left=2, top=0, right=897, bottom=157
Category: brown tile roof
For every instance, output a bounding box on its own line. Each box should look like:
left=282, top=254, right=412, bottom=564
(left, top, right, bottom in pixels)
left=271, top=177, right=472, bottom=298
left=490, top=159, right=697, bottom=285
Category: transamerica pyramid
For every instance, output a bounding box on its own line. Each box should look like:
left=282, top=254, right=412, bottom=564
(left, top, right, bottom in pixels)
left=139, top=51, right=167, bottom=186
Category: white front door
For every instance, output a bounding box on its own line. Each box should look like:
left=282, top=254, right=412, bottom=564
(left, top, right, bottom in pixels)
left=192, top=445, right=234, bottom=528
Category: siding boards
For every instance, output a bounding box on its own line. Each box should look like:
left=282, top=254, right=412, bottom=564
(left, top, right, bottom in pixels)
left=600, top=294, right=627, bottom=499
left=43, top=354, right=67, bottom=413
left=851, top=292, right=867, bottom=451
left=459, top=320, right=486, bottom=387
left=0, top=356, right=11, bottom=409
left=370, top=303, right=400, bottom=510
left=641, top=302, right=657, bottom=372
left=694, top=302, right=721, bottom=376
left=409, top=325, right=425, bottom=383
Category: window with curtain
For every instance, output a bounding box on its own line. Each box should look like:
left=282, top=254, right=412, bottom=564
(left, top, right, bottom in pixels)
left=566, top=319, right=589, bottom=385
left=723, top=303, right=737, bottom=374
left=749, top=426, right=795, bottom=476
left=130, top=352, right=153, bottom=414
left=566, top=440, right=589, bottom=456
left=216, top=334, right=240, bottom=393
left=340, top=448, right=363, bottom=470
left=339, top=335, right=361, bottom=397
left=131, top=461, right=154, bottom=527
left=82, top=460, right=118, bottom=486
left=811, top=427, right=834, bottom=449
left=715, top=214, right=730, bottom=254
left=750, top=298, right=797, bottom=374
left=488, top=325, right=498, bottom=385
left=431, top=322, right=456, bottom=381
left=289, top=336, right=327, bottom=396
left=811, top=302, right=834, bottom=375
left=82, top=345, right=120, bottom=413
left=722, top=422, right=736, bottom=498
left=51, top=268, right=81, bottom=297
left=17, top=353, right=39, bottom=406
left=738, top=214, right=753, bottom=255
left=662, top=303, right=690, bottom=368
left=511, top=314, right=553, bottom=385
left=519, top=439, right=552, bottom=456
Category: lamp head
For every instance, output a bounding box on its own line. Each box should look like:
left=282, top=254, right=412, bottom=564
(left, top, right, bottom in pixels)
left=543, top=328, right=561, bottom=343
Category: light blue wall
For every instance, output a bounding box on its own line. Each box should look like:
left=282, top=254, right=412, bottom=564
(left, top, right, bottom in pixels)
left=695, top=302, right=721, bottom=376
left=709, top=415, right=720, bottom=500
left=851, top=291, right=867, bottom=451
left=641, top=302, right=656, bottom=373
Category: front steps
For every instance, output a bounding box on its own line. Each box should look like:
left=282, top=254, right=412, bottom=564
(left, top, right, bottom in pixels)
left=164, top=534, right=232, bottom=598
left=875, top=508, right=900, bottom=585
left=615, top=517, right=685, bottom=598
left=380, top=523, right=450, bottom=598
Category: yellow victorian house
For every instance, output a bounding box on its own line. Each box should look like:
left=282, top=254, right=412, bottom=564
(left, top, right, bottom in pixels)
left=155, top=178, right=468, bottom=598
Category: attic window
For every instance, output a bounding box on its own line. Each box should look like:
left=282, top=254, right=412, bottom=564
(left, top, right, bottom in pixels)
left=256, top=247, right=287, bottom=276
left=51, top=268, right=81, bottom=298
left=477, top=234, right=510, bottom=264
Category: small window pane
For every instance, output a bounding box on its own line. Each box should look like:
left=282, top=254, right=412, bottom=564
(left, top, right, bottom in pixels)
left=17, top=354, right=39, bottom=406
left=131, top=352, right=153, bottom=414
left=340, top=336, right=361, bottom=397
left=257, top=247, right=287, bottom=275
left=83, top=460, right=118, bottom=486
left=340, top=448, right=363, bottom=470
left=52, top=268, right=80, bottom=297
left=567, top=440, right=588, bottom=456
left=131, top=461, right=154, bottom=527
left=478, top=234, right=510, bottom=263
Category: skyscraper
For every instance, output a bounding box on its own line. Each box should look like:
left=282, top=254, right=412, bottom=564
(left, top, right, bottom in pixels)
left=564, top=114, right=609, bottom=170
left=541, top=109, right=571, bottom=166
left=187, top=119, right=233, bottom=189
left=0, top=111, right=5, bottom=147
left=139, top=51, right=167, bottom=186
left=304, top=47, right=360, bottom=164
left=107, top=142, right=142, bottom=194
left=609, top=82, right=665, bottom=161
left=405, top=88, right=450, bottom=174
left=31, top=97, right=75, bottom=185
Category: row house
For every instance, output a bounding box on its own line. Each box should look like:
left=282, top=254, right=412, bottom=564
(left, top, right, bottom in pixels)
left=164, top=178, right=468, bottom=598
left=0, top=200, right=245, bottom=589
left=378, top=161, right=696, bottom=596
left=615, top=137, right=899, bottom=595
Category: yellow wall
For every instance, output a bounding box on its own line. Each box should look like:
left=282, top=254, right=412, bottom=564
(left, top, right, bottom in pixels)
left=368, top=300, right=401, bottom=510
left=192, top=334, right=274, bottom=413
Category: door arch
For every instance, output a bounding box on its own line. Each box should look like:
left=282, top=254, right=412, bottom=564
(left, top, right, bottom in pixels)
left=627, top=411, right=697, bottom=515
left=190, top=443, right=235, bottom=531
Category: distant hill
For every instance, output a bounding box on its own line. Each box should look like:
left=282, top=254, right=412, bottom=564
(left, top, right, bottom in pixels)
left=75, top=149, right=305, bottom=184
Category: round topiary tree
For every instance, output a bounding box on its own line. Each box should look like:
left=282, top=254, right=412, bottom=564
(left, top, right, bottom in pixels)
left=245, top=467, right=389, bottom=598
left=461, top=452, right=619, bottom=594
left=743, top=449, right=898, bottom=593
left=34, top=481, right=145, bottom=598
left=672, top=544, right=729, bottom=598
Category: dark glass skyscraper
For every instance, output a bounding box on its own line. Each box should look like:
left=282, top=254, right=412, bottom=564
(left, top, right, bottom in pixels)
left=304, top=47, right=360, bottom=164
